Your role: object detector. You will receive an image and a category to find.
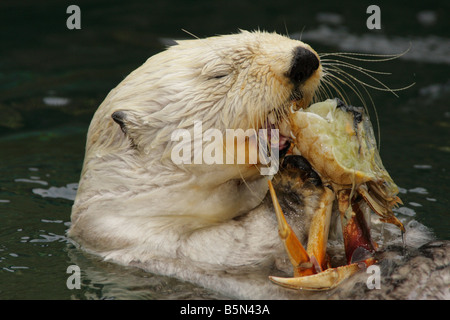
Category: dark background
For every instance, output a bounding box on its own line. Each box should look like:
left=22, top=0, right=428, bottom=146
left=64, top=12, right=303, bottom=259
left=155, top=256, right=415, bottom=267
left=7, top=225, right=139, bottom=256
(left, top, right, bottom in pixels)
left=0, top=0, right=448, bottom=132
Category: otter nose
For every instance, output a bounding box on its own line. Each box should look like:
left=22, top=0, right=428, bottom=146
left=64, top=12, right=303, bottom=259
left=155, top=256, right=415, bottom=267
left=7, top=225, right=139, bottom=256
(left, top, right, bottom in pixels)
left=288, top=47, right=320, bottom=84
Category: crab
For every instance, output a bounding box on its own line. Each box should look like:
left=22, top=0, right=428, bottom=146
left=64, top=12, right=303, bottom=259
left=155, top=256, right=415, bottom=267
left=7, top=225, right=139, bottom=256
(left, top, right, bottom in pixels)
left=269, top=98, right=405, bottom=290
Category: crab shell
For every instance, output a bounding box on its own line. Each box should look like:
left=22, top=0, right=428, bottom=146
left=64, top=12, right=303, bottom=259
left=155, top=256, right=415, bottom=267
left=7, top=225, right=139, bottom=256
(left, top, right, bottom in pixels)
left=288, top=98, right=404, bottom=231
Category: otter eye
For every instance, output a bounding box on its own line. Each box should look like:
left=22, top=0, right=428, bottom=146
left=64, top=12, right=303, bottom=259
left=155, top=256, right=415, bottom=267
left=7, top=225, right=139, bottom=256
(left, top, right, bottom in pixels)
left=211, top=74, right=227, bottom=79
left=201, top=60, right=233, bottom=80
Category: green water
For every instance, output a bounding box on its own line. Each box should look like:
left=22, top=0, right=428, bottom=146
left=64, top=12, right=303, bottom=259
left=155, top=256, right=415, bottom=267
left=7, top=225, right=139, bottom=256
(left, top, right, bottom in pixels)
left=0, top=0, right=449, bottom=299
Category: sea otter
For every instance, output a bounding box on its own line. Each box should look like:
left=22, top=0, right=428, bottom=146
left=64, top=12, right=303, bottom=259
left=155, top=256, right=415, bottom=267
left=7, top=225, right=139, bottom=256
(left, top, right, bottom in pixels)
left=70, top=30, right=321, bottom=258
left=69, top=30, right=449, bottom=299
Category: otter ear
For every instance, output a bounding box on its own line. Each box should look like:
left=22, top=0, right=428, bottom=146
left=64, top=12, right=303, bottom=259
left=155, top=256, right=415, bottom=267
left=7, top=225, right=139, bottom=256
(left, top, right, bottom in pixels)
left=111, top=109, right=160, bottom=151
left=111, top=110, right=149, bottom=148
left=112, top=110, right=141, bottom=147
left=112, top=110, right=128, bottom=134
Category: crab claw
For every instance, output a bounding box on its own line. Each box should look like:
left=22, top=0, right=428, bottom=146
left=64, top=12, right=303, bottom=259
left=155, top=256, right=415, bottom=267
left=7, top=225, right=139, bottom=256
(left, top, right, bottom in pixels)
left=269, top=258, right=376, bottom=291
left=268, top=179, right=315, bottom=277
left=268, top=179, right=378, bottom=291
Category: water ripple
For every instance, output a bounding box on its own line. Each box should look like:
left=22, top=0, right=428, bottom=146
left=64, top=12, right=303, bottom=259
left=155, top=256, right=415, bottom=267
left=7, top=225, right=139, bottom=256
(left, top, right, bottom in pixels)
left=32, top=183, right=78, bottom=201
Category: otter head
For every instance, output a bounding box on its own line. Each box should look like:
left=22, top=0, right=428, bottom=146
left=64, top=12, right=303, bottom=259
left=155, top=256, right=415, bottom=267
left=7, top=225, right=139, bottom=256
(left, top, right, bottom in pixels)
left=160, top=30, right=323, bottom=132
left=103, top=31, right=321, bottom=172
left=74, top=30, right=322, bottom=227
left=106, top=30, right=320, bottom=149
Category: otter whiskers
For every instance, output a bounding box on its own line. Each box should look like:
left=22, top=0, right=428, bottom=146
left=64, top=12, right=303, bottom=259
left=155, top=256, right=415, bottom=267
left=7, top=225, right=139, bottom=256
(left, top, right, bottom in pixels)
left=318, top=51, right=415, bottom=151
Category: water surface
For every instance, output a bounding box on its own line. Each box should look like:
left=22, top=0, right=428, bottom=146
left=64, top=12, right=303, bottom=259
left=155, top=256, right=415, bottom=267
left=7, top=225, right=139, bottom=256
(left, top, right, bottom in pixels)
left=0, top=0, right=448, bottom=299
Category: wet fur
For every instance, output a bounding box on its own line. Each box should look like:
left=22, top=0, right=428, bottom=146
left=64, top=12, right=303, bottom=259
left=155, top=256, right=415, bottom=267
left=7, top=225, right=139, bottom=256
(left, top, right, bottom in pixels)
left=69, top=30, right=449, bottom=299
left=70, top=30, right=321, bottom=267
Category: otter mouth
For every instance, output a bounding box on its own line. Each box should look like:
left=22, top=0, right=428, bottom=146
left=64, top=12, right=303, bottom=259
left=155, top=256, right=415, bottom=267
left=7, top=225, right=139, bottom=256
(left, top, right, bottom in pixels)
left=264, top=120, right=291, bottom=157
left=262, top=44, right=322, bottom=155
left=264, top=98, right=305, bottom=156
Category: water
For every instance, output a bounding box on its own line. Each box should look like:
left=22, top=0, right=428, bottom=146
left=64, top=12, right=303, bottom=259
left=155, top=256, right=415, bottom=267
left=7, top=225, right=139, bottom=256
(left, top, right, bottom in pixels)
left=0, top=0, right=449, bottom=299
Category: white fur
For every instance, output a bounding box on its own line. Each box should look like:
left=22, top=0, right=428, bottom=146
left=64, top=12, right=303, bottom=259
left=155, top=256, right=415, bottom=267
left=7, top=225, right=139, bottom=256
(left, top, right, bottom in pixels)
left=69, top=30, right=446, bottom=299
left=70, top=31, right=321, bottom=261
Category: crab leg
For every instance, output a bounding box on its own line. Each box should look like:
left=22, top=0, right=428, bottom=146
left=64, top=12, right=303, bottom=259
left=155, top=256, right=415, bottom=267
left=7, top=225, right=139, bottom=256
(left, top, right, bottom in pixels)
left=337, top=189, right=377, bottom=264
left=268, top=180, right=315, bottom=276
left=358, top=184, right=405, bottom=233
left=305, top=186, right=334, bottom=272
left=268, top=180, right=334, bottom=274
left=268, top=180, right=377, bottom=291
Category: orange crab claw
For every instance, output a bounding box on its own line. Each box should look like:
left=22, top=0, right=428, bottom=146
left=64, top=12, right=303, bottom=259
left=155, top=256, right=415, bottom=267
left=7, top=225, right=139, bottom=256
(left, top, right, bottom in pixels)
left=268, top=179, right=315, bottom=277
left=305, top=185, right=335, bottom=272
left=270, top=258, right=376, bottom=291
left=268, top=180, right=378, bottom=291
